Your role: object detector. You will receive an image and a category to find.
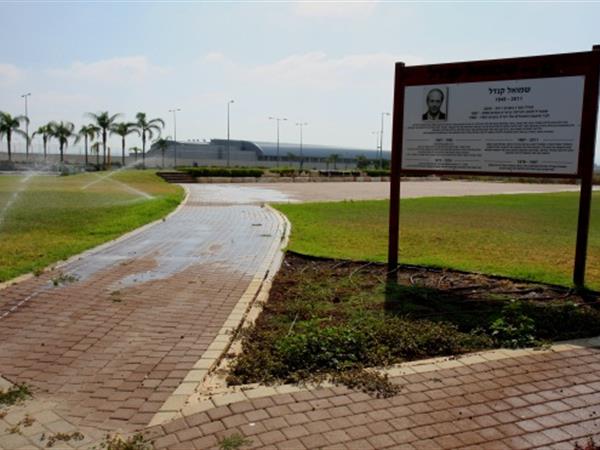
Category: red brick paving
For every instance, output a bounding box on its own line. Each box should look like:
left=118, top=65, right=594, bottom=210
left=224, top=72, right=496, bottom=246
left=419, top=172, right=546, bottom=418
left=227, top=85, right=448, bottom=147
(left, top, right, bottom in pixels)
left=147, top=346, right=600, bottom=449
left=0, top=191, right=283, bottom=438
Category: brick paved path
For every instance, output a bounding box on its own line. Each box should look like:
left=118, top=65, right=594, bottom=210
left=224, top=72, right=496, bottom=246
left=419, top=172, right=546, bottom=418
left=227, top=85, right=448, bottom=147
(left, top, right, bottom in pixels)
left=0, top=185, right=286, bottom=447
left=147, top=345, right=600, bottom=450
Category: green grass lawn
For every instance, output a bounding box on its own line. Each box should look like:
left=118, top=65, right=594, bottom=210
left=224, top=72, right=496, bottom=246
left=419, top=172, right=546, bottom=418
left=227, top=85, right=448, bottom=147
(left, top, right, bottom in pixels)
left=0, top=170, right=183, bottom=282
left=275, top=192, right=600, bottom=290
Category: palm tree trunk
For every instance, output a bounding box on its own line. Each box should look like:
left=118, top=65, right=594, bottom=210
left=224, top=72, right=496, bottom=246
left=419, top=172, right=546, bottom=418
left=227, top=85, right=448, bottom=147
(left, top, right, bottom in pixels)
left=43, top=137, right=47, bottom=160
left=122, top=136, right=125, bottom=166
left=142, top=133, right=146, bottom=168
left=84, top=136, right=88, bottom=165
left=7, top=132, right=12, bottom=162
left=102, top=129, right=107, bottom=167
left=60, top=142, right=64, bottom=162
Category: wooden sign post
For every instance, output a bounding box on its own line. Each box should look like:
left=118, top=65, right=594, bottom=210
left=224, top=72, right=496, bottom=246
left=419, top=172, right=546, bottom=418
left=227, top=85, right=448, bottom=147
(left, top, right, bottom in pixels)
left=388, top=47, right=600, bottom=287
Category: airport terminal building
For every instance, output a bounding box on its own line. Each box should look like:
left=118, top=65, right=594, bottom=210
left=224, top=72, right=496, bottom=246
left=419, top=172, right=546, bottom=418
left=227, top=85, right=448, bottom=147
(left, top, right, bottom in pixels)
left=145, top=139, right=390, bottom=169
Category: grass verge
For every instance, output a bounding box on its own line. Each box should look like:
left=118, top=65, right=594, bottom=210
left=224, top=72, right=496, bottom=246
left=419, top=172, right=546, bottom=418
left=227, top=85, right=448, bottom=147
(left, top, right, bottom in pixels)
left=275, top=192, right=600, bottom=290
left=0, top=170, right=183, bottom=282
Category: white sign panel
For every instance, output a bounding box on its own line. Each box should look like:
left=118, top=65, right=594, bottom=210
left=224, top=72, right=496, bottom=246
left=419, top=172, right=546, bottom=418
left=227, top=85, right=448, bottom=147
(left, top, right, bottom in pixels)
left=402, top=76, right=585, bottom=174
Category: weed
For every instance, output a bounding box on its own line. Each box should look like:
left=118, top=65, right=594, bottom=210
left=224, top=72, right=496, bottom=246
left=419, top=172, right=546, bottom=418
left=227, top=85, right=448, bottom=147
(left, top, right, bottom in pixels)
left=93, top=432, right=153, bottom=450
left=332, top=369, right=400, bottom=398
left=0, top=383, right=31, bottom=406
left=218, top=433, right=252, bottom=450
left=50, top=272, right=78, bottom=286
left=6, top=423, right=21, bottom=434
left=20, top=414, right=35, bottom=427
left=46, top=431, right=84, bottom=448
left=574, top=438, right=600, bottom=450
left=109, top=290, right=123, bottom=303
left=8, top=414, right=36, bottom=433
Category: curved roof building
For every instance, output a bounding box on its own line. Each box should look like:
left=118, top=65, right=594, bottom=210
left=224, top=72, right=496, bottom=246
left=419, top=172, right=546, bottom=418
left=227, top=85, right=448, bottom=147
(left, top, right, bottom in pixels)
left=147, top=138, right=390, bottom=168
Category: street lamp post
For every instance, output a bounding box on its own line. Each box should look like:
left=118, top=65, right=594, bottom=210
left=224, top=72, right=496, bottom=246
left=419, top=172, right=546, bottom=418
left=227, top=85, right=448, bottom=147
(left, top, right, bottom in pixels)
left=269, top=116, right=287, bottom=167
left=372, top=131, right=381, bottom=166
left=295, top=122, right=307, bottom=170
left=379, top=112, right=390, bottom=169
left=169, top=108, right=181, bottom=167
left=227, top=100, right=234, bottom=167
left=21, top=93, right=31, bottom=158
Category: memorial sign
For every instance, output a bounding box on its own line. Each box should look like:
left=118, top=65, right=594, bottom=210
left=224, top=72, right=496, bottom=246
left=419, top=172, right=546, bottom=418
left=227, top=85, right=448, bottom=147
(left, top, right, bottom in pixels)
left=402, top=77, right=584, bottom=175
left=388, top=48, right=600, bottom=286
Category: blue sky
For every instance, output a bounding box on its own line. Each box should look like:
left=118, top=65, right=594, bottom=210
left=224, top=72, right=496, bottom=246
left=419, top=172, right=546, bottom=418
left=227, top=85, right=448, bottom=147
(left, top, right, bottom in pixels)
left=1, top=1, right=599, bottom=160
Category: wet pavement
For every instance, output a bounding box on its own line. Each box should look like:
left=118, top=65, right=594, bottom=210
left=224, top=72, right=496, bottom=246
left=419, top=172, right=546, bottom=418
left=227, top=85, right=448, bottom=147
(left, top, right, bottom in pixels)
left=0, top=185, right=286, bottom=447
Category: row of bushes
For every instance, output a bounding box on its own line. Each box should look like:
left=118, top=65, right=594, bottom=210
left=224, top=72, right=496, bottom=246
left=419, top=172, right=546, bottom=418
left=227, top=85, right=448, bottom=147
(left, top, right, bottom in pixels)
left=178, top=166, right=391, bottom=178
left=181, top=167, right=264, bottom=177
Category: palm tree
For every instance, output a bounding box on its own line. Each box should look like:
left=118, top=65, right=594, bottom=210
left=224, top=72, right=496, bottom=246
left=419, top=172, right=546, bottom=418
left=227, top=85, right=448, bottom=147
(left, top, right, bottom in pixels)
left=135, top=112, right=164, bottom=167
left=74, top=124, right=100, bottom=166
left=49, top=121, right=75, bottom=162
left=32, top=123, right=54, bottom=161
left=129, top=146, right=142, bottom=161
left=86, top=111, right=121, bottom=167
left=154, top=138, right=169, bottom=168
left=0, top=112, right=29, bottom=161
left=91, top=142, right=101, bottom=166
left=110, top=122, right=139, bottom=166
left=327, top=153, right=340, bottom=170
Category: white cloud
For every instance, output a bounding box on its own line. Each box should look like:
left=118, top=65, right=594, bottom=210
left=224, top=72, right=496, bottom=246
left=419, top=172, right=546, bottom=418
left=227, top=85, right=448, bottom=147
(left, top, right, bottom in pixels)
left=292, top=1, right=379, bottom=19
left=47, top=56, right=170, bottom=84
left=0, top=63, right=22, bottom=85
left=204, top=51, right=423, bottom=89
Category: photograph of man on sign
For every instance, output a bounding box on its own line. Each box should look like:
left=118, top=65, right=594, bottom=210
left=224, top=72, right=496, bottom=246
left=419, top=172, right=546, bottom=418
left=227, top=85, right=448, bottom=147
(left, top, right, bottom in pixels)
left=422, top=87, right=448, bottom=120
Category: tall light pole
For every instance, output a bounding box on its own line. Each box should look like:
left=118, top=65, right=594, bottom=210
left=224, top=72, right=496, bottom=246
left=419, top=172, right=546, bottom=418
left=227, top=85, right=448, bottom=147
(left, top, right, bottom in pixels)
left=372, top=131, right=381, bottom=167
left=379, top=112, right=390, bottom=169
left=21, top=93, right=31, bottom=158
left=269, top=116, right=287, bottom=167
left=296, top=122, right=307, bottom=170
left=227, top=100, right=234, bottom=167
left=169, top=108, right=181, bottom=167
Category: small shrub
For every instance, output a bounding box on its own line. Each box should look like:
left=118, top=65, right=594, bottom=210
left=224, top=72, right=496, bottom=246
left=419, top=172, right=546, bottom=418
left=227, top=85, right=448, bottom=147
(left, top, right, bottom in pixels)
left=218, top=433, right=252, bottom=450
left=490, top=301, right=536, bottom=348
left=521, top=300, right=600, bottom=341
left=365, top=169, right=390, bottom=177
left=269, top=167, right=297, bottom=176
left=318, top=170, right=360, bottom=177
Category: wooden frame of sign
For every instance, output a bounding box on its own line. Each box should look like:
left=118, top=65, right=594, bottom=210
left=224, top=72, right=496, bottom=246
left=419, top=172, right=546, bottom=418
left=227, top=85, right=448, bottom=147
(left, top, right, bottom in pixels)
left=388, top=47, right=600, bottom=287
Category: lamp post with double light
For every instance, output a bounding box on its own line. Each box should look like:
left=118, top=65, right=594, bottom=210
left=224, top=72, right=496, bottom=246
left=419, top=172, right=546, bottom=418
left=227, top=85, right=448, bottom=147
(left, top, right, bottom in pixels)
left=295, top=122, right=307, bottom=170
left=21, top=93, right=31, bottom=158
left=227, top=100, right=234, bottom=167
left=379, top=112, right=390, bottom=169
left=268, top=116, right=287, bottom=167
left=169, top=108, right=181, bottom=167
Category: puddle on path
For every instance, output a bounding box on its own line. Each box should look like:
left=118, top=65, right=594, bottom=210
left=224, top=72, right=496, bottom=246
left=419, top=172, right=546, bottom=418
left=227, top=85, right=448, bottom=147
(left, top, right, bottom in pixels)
left=190, top=184, right=296, bottom=204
